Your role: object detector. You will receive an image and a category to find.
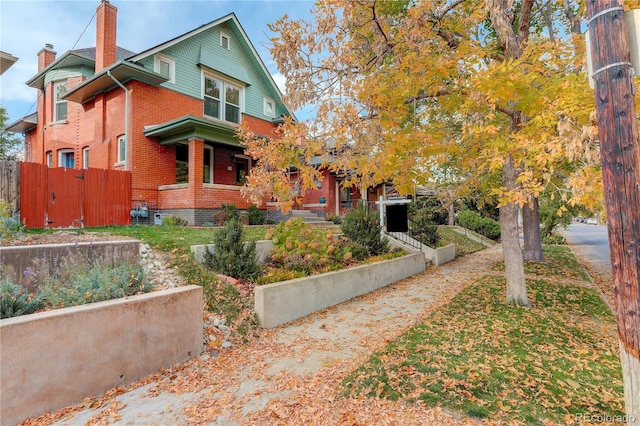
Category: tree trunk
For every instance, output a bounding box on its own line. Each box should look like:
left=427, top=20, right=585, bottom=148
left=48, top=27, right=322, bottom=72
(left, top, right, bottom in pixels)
left=501, top=155, right=528, bottom=306
left=587, top=0, right=640, bottom=420
left=448, top=203, right=455, bottom=226
left=523, top=196, right=545, bottom=262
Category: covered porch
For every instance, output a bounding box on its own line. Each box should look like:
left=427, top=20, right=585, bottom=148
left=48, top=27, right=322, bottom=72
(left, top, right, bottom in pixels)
left=144, top=115, right=256, bottom=224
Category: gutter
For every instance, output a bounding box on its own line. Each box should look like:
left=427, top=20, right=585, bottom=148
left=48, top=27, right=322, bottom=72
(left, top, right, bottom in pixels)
left=106, top=69, right=129, bottom=171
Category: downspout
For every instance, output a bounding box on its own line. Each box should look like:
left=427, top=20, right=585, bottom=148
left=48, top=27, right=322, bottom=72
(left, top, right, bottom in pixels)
left=106, top=69, right=129, bottom=171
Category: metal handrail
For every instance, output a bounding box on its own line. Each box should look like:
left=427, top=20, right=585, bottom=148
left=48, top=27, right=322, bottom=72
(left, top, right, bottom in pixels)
left=383, top=218, right=423, bottom=251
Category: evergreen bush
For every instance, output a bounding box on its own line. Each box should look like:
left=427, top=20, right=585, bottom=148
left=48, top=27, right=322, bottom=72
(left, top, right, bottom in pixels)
left=214, top=204, right=240, bottom=225
left=408, top=196, right=448, bottom=225
left=204, top=217, right=260, bottom=280
left=456, top=209, right=501, bottom=241
left=410, top=209, right=440, bottom=247
left=247, top=205, right=265, bottom=225
left=341, top=202, right=388, bottom=255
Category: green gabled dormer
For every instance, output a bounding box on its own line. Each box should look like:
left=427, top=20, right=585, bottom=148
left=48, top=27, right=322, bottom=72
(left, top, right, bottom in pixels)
left=128, top=13, right=291, bottom=124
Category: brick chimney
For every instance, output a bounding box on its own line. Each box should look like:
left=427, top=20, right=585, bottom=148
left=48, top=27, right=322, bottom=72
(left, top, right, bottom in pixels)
left=95, top=0, right=117, bottom=72
left=37, top=44, right=56, bottom=72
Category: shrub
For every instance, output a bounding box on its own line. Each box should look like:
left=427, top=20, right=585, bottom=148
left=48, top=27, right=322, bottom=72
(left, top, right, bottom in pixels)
left=162, top=215, right=188, bottom=226
left=456, top=209, right=501, bottom=241
left=341, top=202, right=388, bottom=255
left=38, top=262, right=150, bottom=309
left=204, top=217, right=260, bottom=280
left=265, top=218, right=354, bottom=271
left=479, top=217, right=501, bottom=240
left=0, top=199, right=23, bottom=241
left=410, top=209, right=440, bottom=248
left=326, top=214, right=342, bottom=225
left=247, top=205, right=265, bottom=225
left=256, top=267, right=306, bottom=285
left=408, top=196, right=448, bottom=225
left=542, top=233, right=567, bottom=245
left=215, top=204, right=240, bottom=225
left=456, top=210, right=483, bottom=230
left=344, top=241, right=369, bottom=261
left=1, top=279, right=42, bottom=319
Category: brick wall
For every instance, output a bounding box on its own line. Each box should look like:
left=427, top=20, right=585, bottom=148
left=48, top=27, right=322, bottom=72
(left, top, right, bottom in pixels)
left=24, top=73, right=288, bottom=218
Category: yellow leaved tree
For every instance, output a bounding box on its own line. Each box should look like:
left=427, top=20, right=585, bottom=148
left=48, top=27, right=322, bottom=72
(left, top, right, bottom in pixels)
left=240, top=0, right=600, bottom=306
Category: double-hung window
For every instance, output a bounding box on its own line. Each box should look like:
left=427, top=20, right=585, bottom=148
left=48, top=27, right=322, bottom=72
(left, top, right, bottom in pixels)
left=82, top=147, right=89, bottom=169
left=203, top=74, right=242, bottom=124
left=117, top=136, right=127, bottom=165
left=54, top=81, right=68, bottom=121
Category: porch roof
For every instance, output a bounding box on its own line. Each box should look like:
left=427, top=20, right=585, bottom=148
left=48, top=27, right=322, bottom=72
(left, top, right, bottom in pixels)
left=142, top=115, right=241, bottom=146
left=62, top=60, right=168, bottom=104
left=6, top=113, right=37, bottom=134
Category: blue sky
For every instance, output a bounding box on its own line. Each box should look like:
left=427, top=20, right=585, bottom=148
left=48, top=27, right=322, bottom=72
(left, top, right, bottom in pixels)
left=0, top=0, right=315, bottom=124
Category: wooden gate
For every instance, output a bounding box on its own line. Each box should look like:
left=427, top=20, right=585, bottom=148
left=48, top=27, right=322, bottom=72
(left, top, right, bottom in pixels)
left=19, top=162, right=132, bottom=228
left=0, top=160, right=20, bottom=214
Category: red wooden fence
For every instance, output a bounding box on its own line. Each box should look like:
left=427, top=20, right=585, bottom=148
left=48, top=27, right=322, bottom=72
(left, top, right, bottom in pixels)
left=19, top=162, right=132, bottom=229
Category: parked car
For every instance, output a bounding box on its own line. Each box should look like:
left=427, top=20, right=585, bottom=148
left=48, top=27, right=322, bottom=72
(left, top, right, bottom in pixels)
left=586, top=217, right=598, bottom=225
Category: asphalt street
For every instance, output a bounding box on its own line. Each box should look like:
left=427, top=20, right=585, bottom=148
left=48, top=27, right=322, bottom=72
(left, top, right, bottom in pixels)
left=562, top=222, right=611, bottom=273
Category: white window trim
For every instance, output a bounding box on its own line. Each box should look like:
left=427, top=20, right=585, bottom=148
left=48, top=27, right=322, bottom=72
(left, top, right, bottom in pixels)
left=263, top=97, right=276, bottom=118
left=116, top=135, right=127, bottom=166
left=202, top=71, right=245, bottom=124
left=46, top=151, right=53, bottom=168
left=82, top=147, right=89, bottom=169
left=220, top=32, right=231, bottom=50
left=53, top=80, right=68, bottom=122
left=58, top=149, right=74, bottom=168
left=154, top=53, right=176, bottom=84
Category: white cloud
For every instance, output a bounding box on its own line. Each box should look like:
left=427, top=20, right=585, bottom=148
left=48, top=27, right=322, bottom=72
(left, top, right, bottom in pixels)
left=0, top=0, right=312, bottom=122
left=272, top=72, right=286, bottom=94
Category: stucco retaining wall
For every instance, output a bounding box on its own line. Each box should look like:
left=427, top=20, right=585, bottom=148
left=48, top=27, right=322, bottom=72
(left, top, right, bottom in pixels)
left=431, top=244, right=456, bottom=266
left=0, top=240, right=140, bottom=291
left=255, top=253, right=425, bottom=328
left=0, top=285, right=203, bottom=426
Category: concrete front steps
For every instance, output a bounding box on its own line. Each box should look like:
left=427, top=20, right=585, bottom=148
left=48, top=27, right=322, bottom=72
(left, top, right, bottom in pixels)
left=290, top=209, right=328, bottom=225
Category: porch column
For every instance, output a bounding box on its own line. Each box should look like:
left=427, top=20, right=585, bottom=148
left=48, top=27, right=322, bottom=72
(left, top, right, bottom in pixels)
left=188, top=137, right=204, bottom=207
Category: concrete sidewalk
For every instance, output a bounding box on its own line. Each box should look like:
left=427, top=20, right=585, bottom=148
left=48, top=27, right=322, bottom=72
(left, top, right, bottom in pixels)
left=44, top=245, right=504, bottom=426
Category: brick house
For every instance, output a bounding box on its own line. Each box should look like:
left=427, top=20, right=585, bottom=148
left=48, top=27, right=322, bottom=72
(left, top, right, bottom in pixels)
left=8, top=0, right=382, bottom=225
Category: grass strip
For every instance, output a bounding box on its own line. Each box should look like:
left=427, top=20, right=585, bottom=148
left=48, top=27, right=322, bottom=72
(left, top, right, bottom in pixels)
left=342, top=247, right=623, bottom=424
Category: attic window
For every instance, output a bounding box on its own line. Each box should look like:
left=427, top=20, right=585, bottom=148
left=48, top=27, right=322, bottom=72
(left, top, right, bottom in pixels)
left=154, top=54, right=175, bottom=84
left=264, top=97, right=275, bottom=118
left=220, top=32, right=230, bottom=50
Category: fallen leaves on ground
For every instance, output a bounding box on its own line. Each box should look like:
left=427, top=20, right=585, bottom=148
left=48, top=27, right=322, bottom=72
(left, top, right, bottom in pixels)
left=19, top=245, right=623, bottom=426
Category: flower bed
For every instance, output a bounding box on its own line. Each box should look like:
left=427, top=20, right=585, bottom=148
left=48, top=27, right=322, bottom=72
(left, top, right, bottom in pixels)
left=254, top=253, right=425, bottom=328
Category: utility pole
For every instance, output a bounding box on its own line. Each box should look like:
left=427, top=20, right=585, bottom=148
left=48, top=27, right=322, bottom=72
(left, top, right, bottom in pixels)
left=586, top=0, right=640, bottom=421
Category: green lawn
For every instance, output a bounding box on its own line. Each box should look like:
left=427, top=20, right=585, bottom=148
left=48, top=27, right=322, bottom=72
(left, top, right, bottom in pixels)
left=342, top=246, right=623, bottom=424
left=437, top=225, right=492, bottom=257
left=83, top=224, right=270, bottom=254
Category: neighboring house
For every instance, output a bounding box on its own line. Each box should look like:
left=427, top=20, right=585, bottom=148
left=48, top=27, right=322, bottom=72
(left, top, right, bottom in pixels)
left=7, top=0, right=299, bottom=225
left=0, top=51, right=19, bottom=75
